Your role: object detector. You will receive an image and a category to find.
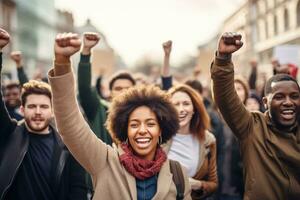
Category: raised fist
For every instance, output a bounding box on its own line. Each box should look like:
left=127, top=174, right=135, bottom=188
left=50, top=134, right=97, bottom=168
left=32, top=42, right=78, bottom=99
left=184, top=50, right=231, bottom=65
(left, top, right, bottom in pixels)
left=217, top=32, right=243, bottom=56
left=54, top=32, right=81, bottom=59
left=10, top=51, right=22, bottom=63
left=162, top=40, right=172, bottom=55
left=0, top=28, right=10, bottom=49
left=83, top=32, right=100, bottom=49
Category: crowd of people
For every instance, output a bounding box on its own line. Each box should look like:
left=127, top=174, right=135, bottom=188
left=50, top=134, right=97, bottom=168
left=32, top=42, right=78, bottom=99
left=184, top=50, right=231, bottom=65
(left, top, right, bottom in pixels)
left=0, top=27, right=300, bottom=200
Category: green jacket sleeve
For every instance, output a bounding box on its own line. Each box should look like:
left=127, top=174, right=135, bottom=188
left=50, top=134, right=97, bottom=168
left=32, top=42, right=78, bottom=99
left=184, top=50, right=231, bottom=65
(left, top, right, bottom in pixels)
left=17, top=67, right=29, bottom=85
left=77, top=54, right=102, bottom=121
left=211, top=57, right=253, bottom=140
left=77, top=54, right=112, bottom=145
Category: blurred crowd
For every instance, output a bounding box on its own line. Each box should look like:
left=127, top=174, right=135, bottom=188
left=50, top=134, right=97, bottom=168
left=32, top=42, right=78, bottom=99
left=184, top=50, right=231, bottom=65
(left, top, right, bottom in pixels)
left=1, top=28, right=300, bottom=200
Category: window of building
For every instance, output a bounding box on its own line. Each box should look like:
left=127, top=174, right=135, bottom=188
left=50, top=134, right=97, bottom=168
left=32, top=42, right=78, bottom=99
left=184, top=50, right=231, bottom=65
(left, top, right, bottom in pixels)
left=284, top=8, right=289, bottom=30
left=265, top=20, right=269, bottom=38
left=274, top=14, right=278, bottom=35
left=297, top=0, right=300, bottom=27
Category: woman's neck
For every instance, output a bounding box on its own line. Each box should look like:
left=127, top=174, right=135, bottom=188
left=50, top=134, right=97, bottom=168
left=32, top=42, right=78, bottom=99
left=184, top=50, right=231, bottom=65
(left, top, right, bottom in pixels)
left=178, top=124, right=190, bottom=135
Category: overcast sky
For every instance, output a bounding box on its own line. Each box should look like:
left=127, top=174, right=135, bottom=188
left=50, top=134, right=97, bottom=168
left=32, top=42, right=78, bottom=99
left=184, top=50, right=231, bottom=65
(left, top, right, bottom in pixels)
left=55, top=0, right=246, bottom=66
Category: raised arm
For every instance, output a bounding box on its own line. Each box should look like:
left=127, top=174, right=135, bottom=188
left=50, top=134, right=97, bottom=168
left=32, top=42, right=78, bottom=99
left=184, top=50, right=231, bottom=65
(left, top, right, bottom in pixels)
left=78, top=32, right=101, bottom=120
left=248, top=59, right=257, bottom=90
left=161, top=40, right=173, bottom=90
left=49, top=33, right=109, bottom=175
left=10, top=51, right=29, bottom=85
left=78, top=33, right=112, bottom=144
left=211, top=32, right=253, bottom=140
left=0, top=29, right=16, bottom=137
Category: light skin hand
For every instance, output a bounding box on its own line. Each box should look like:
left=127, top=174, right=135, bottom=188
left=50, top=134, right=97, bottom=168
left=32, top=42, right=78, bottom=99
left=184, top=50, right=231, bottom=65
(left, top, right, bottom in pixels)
left=162, top=40, right=172, bottom=55
left=189, top=177, right=203, bottom=190
left=81, top=32, right=100, bottom=55
left=162, top=40, right=172, bottom=76
left=217, top=32, right=243, bottom=57
left=0, top=28, right=10, bottom=51
left=10, top=51, right=23, bottom=68
left=54, top=32, right=81, bottom=75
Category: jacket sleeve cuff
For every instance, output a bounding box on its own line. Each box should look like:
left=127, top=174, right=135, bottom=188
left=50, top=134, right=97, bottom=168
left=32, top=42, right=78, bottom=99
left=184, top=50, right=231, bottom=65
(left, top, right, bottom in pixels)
left=80, top=54, right=91, bottom=63
left=214, top=51, right=232, bottom=66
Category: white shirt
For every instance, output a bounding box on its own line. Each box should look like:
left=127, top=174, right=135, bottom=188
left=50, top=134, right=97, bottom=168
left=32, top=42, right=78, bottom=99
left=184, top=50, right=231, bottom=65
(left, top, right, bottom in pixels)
left=167, top=133, right=200, bottom=177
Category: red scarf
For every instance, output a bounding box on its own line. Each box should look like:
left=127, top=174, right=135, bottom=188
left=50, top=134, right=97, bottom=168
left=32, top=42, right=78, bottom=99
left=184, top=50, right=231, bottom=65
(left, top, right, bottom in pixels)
left=119, top=143, right=167, bottom=180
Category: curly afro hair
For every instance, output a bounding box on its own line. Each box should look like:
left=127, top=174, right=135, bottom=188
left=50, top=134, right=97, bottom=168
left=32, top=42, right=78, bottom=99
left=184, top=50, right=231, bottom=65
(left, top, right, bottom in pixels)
left=106, top=85, right=179, bottom=144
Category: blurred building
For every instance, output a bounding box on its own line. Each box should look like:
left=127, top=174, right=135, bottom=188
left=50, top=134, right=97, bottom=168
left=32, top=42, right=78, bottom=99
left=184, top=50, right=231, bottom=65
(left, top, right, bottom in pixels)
left=76, top=19, right=126, bottom=81
left=198, top=0, right=300, bottom=80
left=0, top=0, right=16, bottom=58
left=0, top=0, right=74, bottom=80
left=56, top=9, right=74, bottom=33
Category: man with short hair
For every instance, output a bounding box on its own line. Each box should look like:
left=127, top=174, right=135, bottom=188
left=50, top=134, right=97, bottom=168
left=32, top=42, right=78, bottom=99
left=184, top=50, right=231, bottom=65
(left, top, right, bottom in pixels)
left=3, top=81, right=23, bottom=120
left=211, top=32, right=300, bottom=200
left=78, top=32, right=135, bottom=145
left=0, top=28, right=92, bottom=200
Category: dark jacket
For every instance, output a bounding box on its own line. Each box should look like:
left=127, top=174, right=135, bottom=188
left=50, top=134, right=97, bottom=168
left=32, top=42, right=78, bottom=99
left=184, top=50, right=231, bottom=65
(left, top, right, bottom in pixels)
left=0, top=53, right=92, bottom=200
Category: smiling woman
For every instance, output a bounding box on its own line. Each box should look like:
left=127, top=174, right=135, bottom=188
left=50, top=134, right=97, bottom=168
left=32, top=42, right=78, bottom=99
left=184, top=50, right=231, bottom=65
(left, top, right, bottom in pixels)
left=166, top=84, right=217, bottom=200
left=49, top=32, right=193, bottom=200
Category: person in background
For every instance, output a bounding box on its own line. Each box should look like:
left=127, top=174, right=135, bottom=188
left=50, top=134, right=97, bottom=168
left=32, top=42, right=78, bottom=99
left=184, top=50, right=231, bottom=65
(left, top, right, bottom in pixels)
left=77, top=32, right=135, bottom=145
left=10, top=51, right=29, bottom=85
left=165, top=84, right=217, bottom=199
left=161, top=40, right=173, bottom=90
left=245, top=91, right=264, bottom=112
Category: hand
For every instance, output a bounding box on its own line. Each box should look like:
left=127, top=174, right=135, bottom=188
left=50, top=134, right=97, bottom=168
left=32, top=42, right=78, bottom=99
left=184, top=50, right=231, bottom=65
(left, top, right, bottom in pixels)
left=82, top=32, right=100, bottom=55
left=162, top=40, right=172, bottom=55
left=189, top=178, right=203, bottom=190
left=54, top=32, right=81, bottom=62
left=0, top=28, right=10, bottom=50
left=10, top=51, right=22, bottom=66
left=217, top=32, right=243, bottom=57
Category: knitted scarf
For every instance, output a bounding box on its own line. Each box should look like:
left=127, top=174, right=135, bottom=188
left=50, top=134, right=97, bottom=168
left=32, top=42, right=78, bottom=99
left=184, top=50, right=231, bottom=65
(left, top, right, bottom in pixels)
left=119, top=143, right=167, bottom=180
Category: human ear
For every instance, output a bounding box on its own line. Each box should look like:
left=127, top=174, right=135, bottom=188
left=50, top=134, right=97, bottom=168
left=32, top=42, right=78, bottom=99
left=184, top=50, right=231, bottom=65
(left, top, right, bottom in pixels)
left=20, top=105, right=25, bottom=115
left=262, top=97, right=268, bottom=110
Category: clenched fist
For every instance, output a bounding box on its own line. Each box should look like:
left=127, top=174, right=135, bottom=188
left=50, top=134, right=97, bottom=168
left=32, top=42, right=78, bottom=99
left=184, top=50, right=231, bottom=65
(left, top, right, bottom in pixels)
left=162, top=40, right=172, bottom=55
left=0, top=28, right=10, bottom=50
left=217, top=32, right=243, bottom=57
left=55, top=32, right=81, bottom=61
left=82, top=32, right=100, bottom=55
left=10, top=51, right=22, bottom=67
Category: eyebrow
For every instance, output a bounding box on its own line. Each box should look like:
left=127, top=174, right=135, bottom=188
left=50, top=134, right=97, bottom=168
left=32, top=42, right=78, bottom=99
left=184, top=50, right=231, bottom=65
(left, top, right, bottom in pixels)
left=129, top=118, right=157, bottom=122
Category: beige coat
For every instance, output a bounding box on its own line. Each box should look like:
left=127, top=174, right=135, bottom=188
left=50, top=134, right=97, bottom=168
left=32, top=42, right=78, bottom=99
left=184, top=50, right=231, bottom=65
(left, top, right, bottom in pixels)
left=211, top=57, right=300, bottom=200
left=163, top=131, right=218, bottom=199
left=48, top=67, right=191, bottom=200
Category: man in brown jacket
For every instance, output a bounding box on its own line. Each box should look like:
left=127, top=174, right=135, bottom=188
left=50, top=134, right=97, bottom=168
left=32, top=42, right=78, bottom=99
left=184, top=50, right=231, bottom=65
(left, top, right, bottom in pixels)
left=211, top=32, right=300, bottom=200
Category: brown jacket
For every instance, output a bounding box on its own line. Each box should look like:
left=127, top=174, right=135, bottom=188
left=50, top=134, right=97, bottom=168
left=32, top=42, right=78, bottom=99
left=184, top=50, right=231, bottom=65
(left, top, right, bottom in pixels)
left=48, top=67, right=191, bottom=200
left=163, top=131, right=218, bottom=199
left=211, top=57, right=300, bottom=200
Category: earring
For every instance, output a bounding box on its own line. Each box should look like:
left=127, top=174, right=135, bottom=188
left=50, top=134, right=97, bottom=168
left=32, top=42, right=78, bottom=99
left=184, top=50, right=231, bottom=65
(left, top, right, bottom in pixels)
left=125, top=138, right=128, bottom=145
left=158, top=136, right=162, bottom=145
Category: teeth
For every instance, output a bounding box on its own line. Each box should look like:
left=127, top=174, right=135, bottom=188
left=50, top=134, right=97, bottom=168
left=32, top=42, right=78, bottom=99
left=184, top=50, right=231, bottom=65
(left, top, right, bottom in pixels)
left=282, top=110, right=294, bottom=114
left=136, top=138, right=151, bottom=143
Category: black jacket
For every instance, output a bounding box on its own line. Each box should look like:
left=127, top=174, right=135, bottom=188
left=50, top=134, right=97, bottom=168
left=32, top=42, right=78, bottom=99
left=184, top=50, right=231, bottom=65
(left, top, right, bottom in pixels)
left=0, top=53, right=92, bottom=200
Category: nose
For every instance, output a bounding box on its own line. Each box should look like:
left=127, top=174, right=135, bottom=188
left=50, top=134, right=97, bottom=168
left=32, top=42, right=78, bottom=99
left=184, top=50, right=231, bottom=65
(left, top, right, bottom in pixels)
left=178, top=103, right=184, bottom=112
left=283, top=97, right=293, bottom=106
left=35, top=106, right=41, bottom=114
left=138, top=123, right=147, bottom=135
